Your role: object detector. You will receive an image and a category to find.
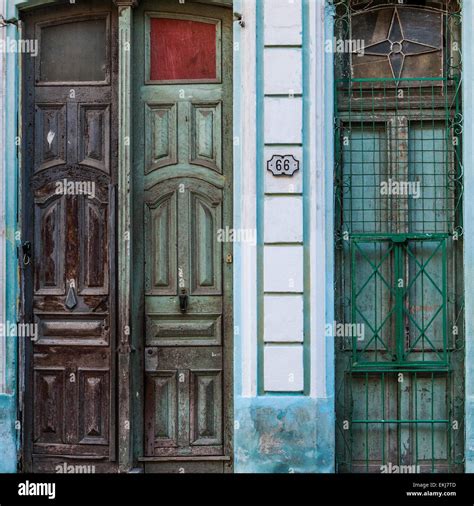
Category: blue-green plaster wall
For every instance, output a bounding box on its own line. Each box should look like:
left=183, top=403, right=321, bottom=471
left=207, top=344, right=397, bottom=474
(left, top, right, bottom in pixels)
left=0, top=1, right=22, bottom=472
left=235, top=397, right=333, bottom=473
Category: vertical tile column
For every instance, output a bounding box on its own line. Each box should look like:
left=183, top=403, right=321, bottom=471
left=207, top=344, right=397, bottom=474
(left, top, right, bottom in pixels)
left=234, top=0, right=334, bottom=472
left=261, top=0, right=304, bottom=393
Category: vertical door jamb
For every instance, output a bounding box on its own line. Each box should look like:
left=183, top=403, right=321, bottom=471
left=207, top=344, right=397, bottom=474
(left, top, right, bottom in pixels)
left=114, top=0, right=137, bottom=473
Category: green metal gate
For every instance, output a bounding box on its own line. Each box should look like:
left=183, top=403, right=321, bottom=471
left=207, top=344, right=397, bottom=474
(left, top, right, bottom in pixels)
left=334, top=0, right=464, bottom=473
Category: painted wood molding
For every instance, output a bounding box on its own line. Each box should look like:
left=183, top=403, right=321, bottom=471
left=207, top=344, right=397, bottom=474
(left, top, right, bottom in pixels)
left=116, top=2, right=133, bottom=472
left=114, top=0, right=138, bottom=8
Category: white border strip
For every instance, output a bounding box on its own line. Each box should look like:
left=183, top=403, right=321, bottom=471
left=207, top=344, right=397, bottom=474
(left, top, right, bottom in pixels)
left=310, top=0, right=328, bottom=398
left=240, top=0, right=258, bottom=397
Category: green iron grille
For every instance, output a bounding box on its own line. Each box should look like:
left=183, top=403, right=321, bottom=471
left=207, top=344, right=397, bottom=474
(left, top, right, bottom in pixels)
left=334, top=80, right=464, bottom=472
left=334, top=0, right=464, bottom=474
left=336, top=78, right=463, bottom=239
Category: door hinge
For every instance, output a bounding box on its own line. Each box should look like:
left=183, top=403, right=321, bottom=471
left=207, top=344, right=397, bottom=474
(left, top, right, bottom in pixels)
left=233, top=12, right=245, bottom=28
left=226, top=253, right=233, bottom=264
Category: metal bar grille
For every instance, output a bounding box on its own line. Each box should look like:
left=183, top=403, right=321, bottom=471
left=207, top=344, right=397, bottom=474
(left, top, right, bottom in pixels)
left=336, top=78, right=462, bottom=238
left=334, top=0, right=464, bottom=474
left=337, top=370, right=463, bottom=473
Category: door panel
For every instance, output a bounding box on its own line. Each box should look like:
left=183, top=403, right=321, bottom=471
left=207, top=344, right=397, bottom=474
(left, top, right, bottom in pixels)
left=134, top=0, right=233, bottom=471
left=22, top=1, right=117, bottom=471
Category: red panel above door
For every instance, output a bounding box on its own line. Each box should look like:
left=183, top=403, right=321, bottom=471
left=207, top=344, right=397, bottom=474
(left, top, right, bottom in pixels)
left=150, top=17, right=218, bottom=82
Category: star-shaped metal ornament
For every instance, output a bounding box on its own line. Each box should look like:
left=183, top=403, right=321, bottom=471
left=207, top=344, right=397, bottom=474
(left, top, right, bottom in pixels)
left=357, top=8, right=440, bottom=83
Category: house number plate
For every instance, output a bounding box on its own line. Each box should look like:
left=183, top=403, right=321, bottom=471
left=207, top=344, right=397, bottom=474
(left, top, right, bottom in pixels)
left=267, top=154, right=300, bottom=176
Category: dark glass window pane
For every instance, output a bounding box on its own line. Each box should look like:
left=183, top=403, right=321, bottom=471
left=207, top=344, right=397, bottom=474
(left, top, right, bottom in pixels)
left=40, top=19, right=107, bottom=82
left=150, top=18, right=217, bottom=81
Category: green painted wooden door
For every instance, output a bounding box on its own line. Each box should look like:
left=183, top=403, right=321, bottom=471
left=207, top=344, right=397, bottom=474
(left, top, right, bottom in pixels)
left=132, top=0, right=233, bottom=473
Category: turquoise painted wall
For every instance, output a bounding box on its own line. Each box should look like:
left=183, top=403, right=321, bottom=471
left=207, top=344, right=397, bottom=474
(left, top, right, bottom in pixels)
left=235, top=397, right=333, bottom=473
left=0, top=2, right=21, bottom=473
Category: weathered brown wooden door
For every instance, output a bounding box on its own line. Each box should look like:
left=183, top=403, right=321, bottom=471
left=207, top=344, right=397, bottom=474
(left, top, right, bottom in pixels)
left=132, top=0, right=233, bottom=473
left=22, top=1, right=118, bottom=472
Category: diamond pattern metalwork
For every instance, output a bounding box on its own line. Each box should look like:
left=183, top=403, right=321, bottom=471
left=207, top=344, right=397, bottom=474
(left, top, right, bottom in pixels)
left=359, top=8, right=440, bottom=81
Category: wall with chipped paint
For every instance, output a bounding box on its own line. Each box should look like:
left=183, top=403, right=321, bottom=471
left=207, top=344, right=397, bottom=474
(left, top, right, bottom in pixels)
left=0, top=0, right=6, bottom=394
left=233, top=0, right=335, bottom=473
left=0, top=0, right=19, bottom=474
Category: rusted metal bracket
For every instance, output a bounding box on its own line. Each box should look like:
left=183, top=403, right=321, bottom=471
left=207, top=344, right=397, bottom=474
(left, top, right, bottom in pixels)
left=233, top=12, right=245, bottom=28
left=0, top=15, right=19, bottom=27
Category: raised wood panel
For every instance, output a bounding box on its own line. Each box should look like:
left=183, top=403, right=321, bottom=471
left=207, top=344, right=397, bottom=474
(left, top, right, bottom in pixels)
left=79, top=198, right=109, bottom=295
left=145, top=192, right=177, bottom=295
left=146, top=314, right=222, bottom=347
left=145, top=347, right=222, bottom=375
left=190, top=102, right=222, bottom=172
left=35, top=104, right=66, bottom=172
left=190, top=371, right=222, bottom=446
left=35, top=197, right=65, bottom=295
left=145, top=103, right=178, bottom=173
left=145, top=372, right=178, bottom=451
left=34, top=369, right=65, bottom=444
left=78, top=105, right=110, bottom=173
left=78, top=370, right=109, bottom=444
left=35, top=314, right=109, bottom=346
left=190, top=192, right=222, bottom=295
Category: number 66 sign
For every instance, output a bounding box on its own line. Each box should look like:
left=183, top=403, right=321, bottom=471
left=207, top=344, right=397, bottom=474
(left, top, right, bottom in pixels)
left=267, top=154, right=300, bottom=176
